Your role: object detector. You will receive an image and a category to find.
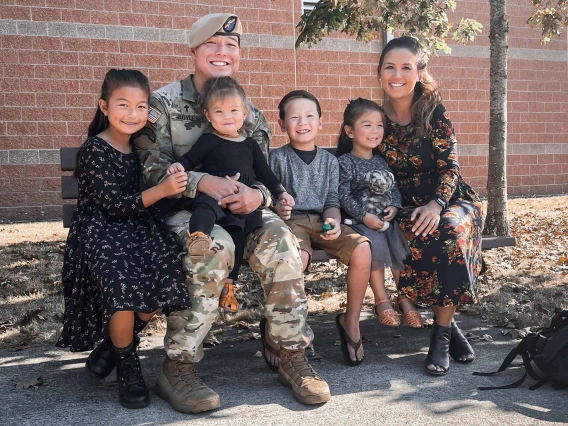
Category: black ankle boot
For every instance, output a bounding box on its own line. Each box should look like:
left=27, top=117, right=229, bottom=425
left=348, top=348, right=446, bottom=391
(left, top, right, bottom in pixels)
left=449, top=319, right=475, bottom=364
left=86, top=317, right=148, bottom=379
left=115, top=341, right=150, bottom=409
left=425, top=322, right=452, bottom=376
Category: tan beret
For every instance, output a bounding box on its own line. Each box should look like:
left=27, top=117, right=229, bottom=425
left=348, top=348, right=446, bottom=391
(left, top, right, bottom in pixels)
left=188, top=13, right=242, bottom=48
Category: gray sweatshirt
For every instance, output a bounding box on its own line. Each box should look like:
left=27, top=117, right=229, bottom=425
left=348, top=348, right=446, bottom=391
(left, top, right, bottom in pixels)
left=269, top=144, right=340, bottom=215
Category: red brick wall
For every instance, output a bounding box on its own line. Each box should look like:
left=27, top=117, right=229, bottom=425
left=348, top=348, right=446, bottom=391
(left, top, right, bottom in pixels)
left=1, top=0, right=567, bottom=221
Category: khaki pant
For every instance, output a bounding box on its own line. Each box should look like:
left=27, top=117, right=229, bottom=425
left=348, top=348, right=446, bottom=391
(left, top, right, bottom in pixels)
left=287, top=213, right=369, bottom=268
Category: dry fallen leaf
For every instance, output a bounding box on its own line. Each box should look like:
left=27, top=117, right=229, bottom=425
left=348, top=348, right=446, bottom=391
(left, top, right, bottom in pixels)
left=233, top=321, right=250, bottom=329
left=15, top=376, right=44, bottom=390
left=9, top=343, right=30, bottom=352
left=138, top=339, right=152, bottom=348
left=252, top=350, right=263, bottom=358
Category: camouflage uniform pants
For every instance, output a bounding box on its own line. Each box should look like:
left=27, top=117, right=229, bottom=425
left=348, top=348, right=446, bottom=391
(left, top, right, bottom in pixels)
left=164, top=208, right=314, bottom=363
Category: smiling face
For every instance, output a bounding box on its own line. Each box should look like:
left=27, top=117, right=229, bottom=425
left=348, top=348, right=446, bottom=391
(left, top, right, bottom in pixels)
left=278, top=98, right=322, bottom=149
left=204, top=94, right=247, bottom=138
left=379, top=47, right=422, bottom=101
left=193, top=35, right=240, bottom=90
left=99, top=85, right=148, bottom=137
left=345, top=110, right=384, bottom=151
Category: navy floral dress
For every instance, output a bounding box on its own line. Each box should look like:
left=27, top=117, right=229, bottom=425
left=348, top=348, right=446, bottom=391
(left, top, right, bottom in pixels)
left=379, top=104, right=483, bottom=307
left=56, top=136, right=189, bottom=351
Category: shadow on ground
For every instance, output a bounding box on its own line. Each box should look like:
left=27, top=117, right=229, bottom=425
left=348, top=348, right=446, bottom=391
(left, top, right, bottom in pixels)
left=1, top=312, right=566, bottom=426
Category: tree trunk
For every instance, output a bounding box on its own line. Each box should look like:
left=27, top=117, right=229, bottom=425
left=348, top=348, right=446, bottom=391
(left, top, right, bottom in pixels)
left=485, top=0, right=510, bottom=236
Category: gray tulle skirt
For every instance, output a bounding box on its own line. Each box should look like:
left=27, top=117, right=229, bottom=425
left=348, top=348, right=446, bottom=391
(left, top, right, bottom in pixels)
left=350, top=221, right=410, bottom=272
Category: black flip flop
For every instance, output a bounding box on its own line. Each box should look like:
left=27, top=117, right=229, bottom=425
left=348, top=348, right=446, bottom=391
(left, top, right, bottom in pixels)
left=335, top=313, right=364, bottom=366
left=260, top=317, right=279, bottom=373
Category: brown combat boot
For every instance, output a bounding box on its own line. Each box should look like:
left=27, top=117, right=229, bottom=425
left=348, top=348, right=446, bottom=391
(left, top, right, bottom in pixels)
left=278, top=348, right=331, bottom=405
left=156, top=357, right=220, bottom=413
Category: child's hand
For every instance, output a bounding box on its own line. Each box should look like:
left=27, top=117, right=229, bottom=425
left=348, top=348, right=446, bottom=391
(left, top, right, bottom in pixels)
left=159, top=171, right=187, bottom=196
left=363, top=213, right=387, bottom=231
left=382, top=206, right=398, bottom=221
left=279, top=192, right=295, bottom=207
left=320, top=218, right=341, bottom=241
left=167, top=162, right=185, bottom=175
left=274, top=197, right=292, bottom=221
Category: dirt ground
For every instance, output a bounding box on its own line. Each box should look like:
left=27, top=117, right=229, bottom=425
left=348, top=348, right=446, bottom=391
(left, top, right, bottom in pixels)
left=0, top=196, right=566, bottom=349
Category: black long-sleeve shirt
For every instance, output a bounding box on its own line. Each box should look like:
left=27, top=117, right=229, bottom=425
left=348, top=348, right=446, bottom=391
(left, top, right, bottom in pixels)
left=178, top=133, right=286, bottom=198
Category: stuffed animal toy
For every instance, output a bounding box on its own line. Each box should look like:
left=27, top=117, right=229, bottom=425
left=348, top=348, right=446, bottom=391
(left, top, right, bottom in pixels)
left=362, top=170, right=395, bottom=232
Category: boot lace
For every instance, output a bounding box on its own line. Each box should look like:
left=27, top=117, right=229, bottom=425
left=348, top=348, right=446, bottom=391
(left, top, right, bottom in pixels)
left=121, top=352, right=144, bottom=386
left=287, top=350, right=319, bottom=380
left=175, top=362, right=205, bottom=388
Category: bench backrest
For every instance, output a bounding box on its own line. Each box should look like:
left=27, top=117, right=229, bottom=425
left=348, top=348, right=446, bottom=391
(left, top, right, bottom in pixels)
left=59, top=146, right=337, bottom=227
left=58, top=146, right=517, bottom=251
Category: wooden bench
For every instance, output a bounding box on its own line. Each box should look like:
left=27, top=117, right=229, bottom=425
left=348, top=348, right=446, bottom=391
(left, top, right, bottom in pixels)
left=60, top=147, right=517, bottom=256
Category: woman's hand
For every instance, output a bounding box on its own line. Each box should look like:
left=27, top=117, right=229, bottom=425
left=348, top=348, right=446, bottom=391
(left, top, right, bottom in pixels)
left=411, top=200, right=443, bottom=236
left=363, top=213, right=385, bottom=230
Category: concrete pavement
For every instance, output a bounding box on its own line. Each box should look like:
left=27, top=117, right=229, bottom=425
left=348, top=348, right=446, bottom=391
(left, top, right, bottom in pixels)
left=2, top=312, right=566, bottom=425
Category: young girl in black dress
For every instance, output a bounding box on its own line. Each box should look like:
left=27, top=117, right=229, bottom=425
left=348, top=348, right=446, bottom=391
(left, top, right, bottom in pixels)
left=56, top=69, right=190, bottom=409
left=166, top=76, right=293, bottom=312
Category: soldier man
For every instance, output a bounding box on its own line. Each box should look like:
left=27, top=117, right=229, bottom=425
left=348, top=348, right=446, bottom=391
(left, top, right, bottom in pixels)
left=132, top=13, right=331, bottom=412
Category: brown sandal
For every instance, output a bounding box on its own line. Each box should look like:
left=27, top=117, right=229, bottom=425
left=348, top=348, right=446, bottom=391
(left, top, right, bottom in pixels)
left=395, top=297, right=424, bottom=328
left=187, top=231, right=212, bottom=262
left=373, top=299, right=400, bottom=327
left=219, top=279, right=239, bottom=312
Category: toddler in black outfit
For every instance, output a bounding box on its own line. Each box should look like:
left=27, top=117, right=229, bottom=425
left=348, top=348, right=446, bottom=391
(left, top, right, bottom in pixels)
left=166, top=76, right=293, bottom=312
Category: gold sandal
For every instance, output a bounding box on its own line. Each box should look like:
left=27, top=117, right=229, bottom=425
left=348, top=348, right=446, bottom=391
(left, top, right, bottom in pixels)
left=219, top=279, right=238, bottom=312
left=395, top=297, right=424, bottom=328
left=187, top=231, right=212, bottom=262
left=373, top=299, right=400, bottom=327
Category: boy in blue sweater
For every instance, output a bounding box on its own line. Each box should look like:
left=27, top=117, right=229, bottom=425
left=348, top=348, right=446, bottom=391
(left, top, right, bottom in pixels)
left=269, top=90, right=372, bottom=366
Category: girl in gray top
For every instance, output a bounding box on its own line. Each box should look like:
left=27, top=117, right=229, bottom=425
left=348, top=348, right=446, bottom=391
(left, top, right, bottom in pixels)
left=336, top=99, right=413, bottom=328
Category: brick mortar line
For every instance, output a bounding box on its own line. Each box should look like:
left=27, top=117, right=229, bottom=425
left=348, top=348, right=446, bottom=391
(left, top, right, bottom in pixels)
left=1, top=19, right=566, bottom=60
left=2, top=143, right=568, bottom=165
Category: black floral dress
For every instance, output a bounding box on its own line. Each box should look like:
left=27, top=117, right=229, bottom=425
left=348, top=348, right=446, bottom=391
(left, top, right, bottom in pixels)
left=379, top=104, right=483, bottom=307
left=56, top=136, right=189, bottom=351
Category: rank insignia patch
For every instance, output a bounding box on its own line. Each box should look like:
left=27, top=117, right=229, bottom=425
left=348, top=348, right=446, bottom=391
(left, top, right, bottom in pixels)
left=223, top=17, right=237, bottom=33
left=148, top=106, right=161, bottom=124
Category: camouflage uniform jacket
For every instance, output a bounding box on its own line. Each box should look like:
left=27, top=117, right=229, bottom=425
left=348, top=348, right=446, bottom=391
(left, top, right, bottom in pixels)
left=132, top=74, right=273, bottom=209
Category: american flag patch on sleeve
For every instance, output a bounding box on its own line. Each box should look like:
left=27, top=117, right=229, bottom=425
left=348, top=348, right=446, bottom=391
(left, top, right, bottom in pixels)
left=148, top=106, right=162, bottom=124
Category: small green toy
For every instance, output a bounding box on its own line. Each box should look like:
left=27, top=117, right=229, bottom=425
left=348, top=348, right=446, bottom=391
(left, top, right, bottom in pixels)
left=322, top=223, right=332, bottom=232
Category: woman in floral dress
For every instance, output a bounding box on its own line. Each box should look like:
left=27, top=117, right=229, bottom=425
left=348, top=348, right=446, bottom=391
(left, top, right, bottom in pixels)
left=377, top=36, right=484, bottom=375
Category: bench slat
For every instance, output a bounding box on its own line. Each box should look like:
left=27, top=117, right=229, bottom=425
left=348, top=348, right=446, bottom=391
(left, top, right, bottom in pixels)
left=480, top=235, right=516, bottom=250
left=61, top=175, right=79, bottom=199
left=62, top=203, right=76, bottom=228
left=60, top=147, right=79, bottom=171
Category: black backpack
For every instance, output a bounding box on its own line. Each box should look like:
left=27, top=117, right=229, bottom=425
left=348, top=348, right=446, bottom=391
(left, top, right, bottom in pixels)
left=474, top=309, right=568, bottom=390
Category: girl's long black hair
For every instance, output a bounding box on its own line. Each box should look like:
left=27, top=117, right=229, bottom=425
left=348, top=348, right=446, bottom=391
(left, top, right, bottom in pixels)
left=74, top=69, right=150, bottom=175
left=335, top=98, right=385, bottom=158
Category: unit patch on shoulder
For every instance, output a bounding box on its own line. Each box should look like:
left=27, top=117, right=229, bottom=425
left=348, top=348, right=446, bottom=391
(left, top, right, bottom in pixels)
left=148, top=106, right=162, bottom=124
